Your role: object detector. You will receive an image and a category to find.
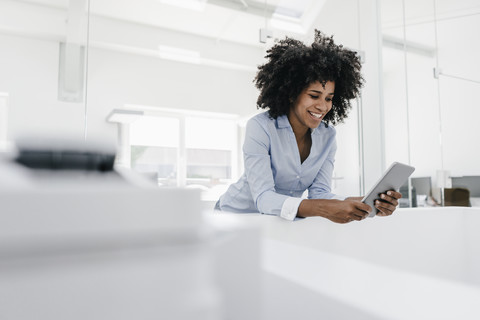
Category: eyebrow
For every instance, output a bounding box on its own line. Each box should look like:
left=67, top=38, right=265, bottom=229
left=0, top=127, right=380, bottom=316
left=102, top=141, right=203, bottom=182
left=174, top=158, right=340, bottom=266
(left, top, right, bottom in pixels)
left=309, top=90, right=334, bottom=95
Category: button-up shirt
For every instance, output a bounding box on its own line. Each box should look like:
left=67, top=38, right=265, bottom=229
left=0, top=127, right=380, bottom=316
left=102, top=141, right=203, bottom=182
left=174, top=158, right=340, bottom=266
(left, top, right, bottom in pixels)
left=217, top=111, right=343, bottom=220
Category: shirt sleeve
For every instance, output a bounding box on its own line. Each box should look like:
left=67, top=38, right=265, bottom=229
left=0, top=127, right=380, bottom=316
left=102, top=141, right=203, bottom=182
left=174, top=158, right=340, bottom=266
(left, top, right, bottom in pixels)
left=243, top=118, right=291, bottom=216
left=280, top=197, right=303, bottom=220
left=308, top=136, right=343, bottom=200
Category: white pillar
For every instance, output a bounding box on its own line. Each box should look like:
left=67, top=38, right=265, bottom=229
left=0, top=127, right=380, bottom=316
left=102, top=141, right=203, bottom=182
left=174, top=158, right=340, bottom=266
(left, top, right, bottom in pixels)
left=115, top=123, right=131, bottom=168
left=357, top=0, right=386, bottom=190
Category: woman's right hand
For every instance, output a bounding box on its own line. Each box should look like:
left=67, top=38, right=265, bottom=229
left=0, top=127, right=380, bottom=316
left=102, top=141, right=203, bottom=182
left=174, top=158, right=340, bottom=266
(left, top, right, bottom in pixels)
left=297, top=198, right=372, bottom=223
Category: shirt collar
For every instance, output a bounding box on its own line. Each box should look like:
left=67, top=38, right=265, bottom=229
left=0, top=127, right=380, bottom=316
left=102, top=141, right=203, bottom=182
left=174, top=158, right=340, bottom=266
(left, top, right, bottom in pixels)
left=276, top=114, right=320, bottom=134
left=276, top=115, right=291, bottom=129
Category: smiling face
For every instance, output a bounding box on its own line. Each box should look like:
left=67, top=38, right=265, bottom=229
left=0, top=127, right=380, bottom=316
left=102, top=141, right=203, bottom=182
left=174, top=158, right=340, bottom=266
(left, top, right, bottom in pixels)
left=288, top=81, right=335, bottom=133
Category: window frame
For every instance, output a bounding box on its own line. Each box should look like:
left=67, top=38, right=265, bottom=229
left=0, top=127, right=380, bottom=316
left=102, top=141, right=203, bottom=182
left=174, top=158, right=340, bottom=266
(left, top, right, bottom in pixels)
left=116, top=105, right=241, bottom=189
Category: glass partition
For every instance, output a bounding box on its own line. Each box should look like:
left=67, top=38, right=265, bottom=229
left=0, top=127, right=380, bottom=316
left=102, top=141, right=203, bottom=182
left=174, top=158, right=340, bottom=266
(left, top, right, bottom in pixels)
left=1, top=0, right=389, bottom=202
left=381, top=0, right=480, bottom=206
left=0, top=0, right=90, bottom=144
left=88, top=0, right=371, bottom=199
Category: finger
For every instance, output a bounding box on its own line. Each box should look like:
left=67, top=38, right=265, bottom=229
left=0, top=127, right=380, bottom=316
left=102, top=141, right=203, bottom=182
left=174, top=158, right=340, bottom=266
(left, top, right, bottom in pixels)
left=386, top=190, right=402, bottom=199
left=375, top=200, right=395, bottom=216
left=355, top=202, right=372, bottom=214
left=376, top=209, right=393, bottom=216
left=379, top=193, right=398, bottom=207
left=348, top=215, right=363, bottom=222
left=350, top=214, right=363, bottom=221
left=376, top=199, right=396, bottom=212
left=353, top=214, right=368, bottom=221
left=341, top=217, right=353, bottom=223
left=331, top=217, right=348, bottom=224
left=352, top=209, right=369, bottom=220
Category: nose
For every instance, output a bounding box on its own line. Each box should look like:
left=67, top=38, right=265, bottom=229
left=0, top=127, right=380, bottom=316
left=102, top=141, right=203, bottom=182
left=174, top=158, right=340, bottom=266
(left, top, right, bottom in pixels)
left=315, top=100, right=328, bottom=113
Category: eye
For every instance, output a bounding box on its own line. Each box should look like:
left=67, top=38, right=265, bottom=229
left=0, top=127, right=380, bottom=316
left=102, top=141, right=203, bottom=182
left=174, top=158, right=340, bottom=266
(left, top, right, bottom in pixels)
left=309, top=95, right=319, bottom=99
left=326, top=98, right=333, bottom=102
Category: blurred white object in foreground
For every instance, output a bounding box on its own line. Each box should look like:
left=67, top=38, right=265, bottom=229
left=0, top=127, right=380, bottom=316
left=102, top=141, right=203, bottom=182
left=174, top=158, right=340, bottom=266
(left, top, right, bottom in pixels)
left=0, top=156, right=261, bottom=320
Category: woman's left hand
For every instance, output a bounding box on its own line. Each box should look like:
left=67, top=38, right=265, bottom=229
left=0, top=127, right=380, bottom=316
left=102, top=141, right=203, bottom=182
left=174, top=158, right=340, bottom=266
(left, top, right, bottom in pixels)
left=375, top=190, right=402, bottom=216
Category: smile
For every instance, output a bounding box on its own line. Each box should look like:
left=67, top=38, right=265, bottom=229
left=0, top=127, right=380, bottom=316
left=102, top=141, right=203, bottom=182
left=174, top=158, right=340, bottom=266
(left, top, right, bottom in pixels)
left=309, top=111, right=323, bottom=119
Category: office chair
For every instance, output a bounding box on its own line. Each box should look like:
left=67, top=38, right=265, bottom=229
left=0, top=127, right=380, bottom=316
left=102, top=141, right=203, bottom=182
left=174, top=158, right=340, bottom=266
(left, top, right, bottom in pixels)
left=443, top=188, right=470, bottom=207
left=451, top=176, right=480, bottom=197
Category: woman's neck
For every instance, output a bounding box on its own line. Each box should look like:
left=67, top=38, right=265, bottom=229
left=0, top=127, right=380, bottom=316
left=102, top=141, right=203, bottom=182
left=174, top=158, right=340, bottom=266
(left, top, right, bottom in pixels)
left=287, top=113, right=312, bottom=163
left=287, top=114, right=310, bottom=142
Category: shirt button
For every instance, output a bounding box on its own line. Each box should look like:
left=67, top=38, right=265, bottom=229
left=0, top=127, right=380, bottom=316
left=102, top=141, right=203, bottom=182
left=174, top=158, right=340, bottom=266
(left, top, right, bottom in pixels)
left=296, top=175, right=300, bottom=179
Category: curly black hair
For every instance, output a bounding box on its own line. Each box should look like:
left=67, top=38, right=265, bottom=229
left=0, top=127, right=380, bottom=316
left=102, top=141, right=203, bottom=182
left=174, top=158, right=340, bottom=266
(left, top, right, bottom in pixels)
left=254, top=30, right=363, bottom=125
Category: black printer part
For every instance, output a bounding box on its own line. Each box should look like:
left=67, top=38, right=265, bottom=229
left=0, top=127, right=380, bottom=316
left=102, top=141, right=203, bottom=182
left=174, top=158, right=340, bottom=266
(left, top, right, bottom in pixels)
left=15, top=150, right=115, bottom=172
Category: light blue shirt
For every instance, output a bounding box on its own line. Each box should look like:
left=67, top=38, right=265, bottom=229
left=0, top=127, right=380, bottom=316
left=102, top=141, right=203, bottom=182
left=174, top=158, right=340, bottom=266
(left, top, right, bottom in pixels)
left=217, top=111, right=340, bottom=218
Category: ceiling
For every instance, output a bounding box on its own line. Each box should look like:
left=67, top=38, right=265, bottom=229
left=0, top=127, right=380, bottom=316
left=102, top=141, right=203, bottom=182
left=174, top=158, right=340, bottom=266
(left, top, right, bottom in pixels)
left=12, top=0, right=325, bottom=47
left=2, top=0, right=479, bottom=73
left=11, top=0, right=480, bottom=48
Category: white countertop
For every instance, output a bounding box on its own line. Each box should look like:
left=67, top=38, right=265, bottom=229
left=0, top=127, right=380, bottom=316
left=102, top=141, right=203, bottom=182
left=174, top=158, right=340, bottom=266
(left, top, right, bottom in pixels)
left=212, top=207, right=480, bottom=320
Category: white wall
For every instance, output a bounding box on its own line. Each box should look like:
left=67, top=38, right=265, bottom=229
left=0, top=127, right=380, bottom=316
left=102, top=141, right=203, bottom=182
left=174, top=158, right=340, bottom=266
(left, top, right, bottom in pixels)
left=0, top=22, right=260, bottom=145
left=0, top=34, right=87, bottom=140
left=85, top=46, right=258, bottom=142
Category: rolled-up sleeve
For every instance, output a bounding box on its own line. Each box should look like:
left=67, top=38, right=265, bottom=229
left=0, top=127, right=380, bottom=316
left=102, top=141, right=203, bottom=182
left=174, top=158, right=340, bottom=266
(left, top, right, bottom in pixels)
left=243, top=118, right=291, bottom=216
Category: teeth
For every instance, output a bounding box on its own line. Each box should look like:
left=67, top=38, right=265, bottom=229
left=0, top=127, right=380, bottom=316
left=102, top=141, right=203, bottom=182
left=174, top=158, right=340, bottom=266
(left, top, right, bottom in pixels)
left=309, top=111, right=323, bottom=119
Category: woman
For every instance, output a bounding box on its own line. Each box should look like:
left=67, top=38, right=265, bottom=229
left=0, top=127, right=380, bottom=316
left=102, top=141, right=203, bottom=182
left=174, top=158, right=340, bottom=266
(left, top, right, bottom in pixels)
left=216, top=30, right=401, bottom=223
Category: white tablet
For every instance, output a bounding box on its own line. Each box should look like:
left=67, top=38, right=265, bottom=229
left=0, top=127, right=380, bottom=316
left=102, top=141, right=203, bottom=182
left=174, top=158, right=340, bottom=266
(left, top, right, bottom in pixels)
left=362, top=162, right=415, bottom=217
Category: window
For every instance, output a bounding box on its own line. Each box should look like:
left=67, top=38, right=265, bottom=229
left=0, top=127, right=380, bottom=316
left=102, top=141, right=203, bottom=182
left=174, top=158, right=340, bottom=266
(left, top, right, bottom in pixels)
left=122, top=107, right=239, bottom=200
left=185, top=117, right=237, bottom=187
left=130, top=116, right=180, bottom=187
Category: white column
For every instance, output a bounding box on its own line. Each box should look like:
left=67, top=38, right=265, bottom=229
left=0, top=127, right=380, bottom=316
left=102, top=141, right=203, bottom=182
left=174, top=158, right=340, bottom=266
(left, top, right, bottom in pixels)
left=115, top=123, right=131, bottom=168
left=357, top=0, right=386, bottom=189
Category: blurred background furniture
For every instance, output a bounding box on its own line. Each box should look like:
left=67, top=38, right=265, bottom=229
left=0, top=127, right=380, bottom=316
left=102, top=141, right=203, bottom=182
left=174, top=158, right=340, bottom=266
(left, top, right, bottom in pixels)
left=400, top=177, right=432, bottom=207
left=444, top=187, right=470, bottom=207
left=452, top=176, right=480, bottom=197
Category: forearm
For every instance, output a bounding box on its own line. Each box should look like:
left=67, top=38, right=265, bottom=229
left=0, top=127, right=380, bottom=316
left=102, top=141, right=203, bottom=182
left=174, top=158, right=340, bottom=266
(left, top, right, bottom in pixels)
left=297, top=198, right=371, bottom=223
left=297, top=198, right=339, bottom=218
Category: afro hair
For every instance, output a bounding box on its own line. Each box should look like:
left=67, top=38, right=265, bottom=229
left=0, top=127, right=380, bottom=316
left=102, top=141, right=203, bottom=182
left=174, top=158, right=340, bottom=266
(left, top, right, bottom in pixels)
left=254, top=30, right=364, bottom=125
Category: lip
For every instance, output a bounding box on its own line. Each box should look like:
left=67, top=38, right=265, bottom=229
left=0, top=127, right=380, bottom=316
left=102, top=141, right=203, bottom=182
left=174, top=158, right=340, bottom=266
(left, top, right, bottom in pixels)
left=308, top=111, right=324, bottom=121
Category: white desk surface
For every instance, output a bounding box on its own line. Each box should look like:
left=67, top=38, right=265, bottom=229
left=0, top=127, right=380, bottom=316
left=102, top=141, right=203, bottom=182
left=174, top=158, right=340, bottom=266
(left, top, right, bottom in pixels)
left=213, top=207, right=480, bottom=320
